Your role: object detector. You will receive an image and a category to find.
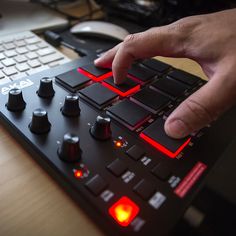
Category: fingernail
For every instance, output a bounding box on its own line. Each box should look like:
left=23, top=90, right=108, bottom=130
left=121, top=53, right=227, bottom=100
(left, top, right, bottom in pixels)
left=165, top=119, right=189, bottom=138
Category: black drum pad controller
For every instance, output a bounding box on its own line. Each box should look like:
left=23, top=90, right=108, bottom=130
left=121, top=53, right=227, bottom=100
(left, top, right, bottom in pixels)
left=0, top=56, right=235, bottom=236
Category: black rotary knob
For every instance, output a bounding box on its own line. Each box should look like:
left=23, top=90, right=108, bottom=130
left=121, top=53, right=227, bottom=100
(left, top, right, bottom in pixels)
left=37, top=77, right=55, bottom=98
left=61, top=95, right=80, bottom=117
left=58, top=133, right=82, bottom=162
left=90, top=116, right=112, bottom=140
left=6, top=88, right=26, bottom=112
left=29, top=108, right=51, bottom=134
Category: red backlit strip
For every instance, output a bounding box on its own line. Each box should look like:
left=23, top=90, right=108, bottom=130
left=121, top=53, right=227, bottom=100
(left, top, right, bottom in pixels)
left=77, top=68, right=113, bottom=82
left=102, top=82, right=140, bottom=97
left=127, top=74, right=145, bottom=85
left=174, top=162, right=207, bottom=198
left=139, top=133, right=191, bottom=158
left=108, top=196, right=139, bottom=227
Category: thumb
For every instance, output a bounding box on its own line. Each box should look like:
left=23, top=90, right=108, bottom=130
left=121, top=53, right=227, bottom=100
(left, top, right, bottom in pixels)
left=164, top=74, right=236, bottom=138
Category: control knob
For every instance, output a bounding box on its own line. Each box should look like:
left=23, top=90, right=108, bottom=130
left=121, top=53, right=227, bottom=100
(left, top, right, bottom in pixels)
left=6, top=88, right=26, bottom=112
left=58, top=133, right=82, bottom=162
left=90, top=116, right=112, bottom=140
left=61, top=95, right=80, bottom=117
left=29, top=108, right=51, bottom=134
left=37, top=77, right=55, bottom=98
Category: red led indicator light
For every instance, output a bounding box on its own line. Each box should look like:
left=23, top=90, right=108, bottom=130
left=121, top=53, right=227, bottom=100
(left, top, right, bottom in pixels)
left=77, top=68, right=112, bottom=82
left=74, top=169, right=83, bottom=179
left=102, top=82, right=140, bottom=97
left=139, top=133, right=191, bottom=158
left=108, top=196, right=139, bottom=227
left=115, top=141, right=122, bottom=148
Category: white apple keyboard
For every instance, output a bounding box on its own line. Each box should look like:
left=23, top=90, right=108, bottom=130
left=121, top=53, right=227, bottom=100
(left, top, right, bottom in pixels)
left=0, top=31, right=70, bottom=85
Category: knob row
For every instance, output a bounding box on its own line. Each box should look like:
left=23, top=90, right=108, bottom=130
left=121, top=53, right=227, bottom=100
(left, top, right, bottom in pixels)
left=6, top=88, right=81, bottom=117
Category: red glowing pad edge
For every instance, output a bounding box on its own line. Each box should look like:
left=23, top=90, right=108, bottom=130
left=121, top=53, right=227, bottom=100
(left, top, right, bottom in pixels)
left=77, top=68, right=112, bottom=82
left=102, top=82, right=140, bottom=97
left=109, top=196, right=140, bottom=227
left=139, top=133, right=191, bottom=158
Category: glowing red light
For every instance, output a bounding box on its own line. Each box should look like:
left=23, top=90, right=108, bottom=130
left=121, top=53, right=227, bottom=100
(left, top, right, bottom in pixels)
left=102, top=82, right=140, bottom=97
left=77, top=68, right=112, bottom=82
left=115, top=141, right=122, bottom=147
left=109, top=196, right=139, bottom=227
left=74, top=170, right=83, bottom=179
left=139, top=133, right=191, bottom=158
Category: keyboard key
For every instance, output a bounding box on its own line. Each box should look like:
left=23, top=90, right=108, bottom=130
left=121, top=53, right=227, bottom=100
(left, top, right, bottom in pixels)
left=126, top=145, right=145, bottom=161
left=0, top=62, right=3, bottom=69
left=142, top=58, right=170, bottom=73
left=16, top=47, right=28, bottom=54
left=37, top=42, right=48, bottom=49
left=130, top=88, right=170, bottom=114
left=39, top=53, right=63, bottom=64
left=128, top=63, right=157, bottom=83
left=152, top=163, right=171, bottom=181
left=85, top=174, right=108, bottom=196
left=25, top=37, right=41, bottom=45
left=15, top=40, right=26, bottom=47
left=16, top=63, right=30, bottom=72
left=37, top=48, right=55, bottom=57
left=133, top=179, right=156, bottom=200
left=27, top=59, right=41, bottom=68
left=150, top=77, right=189, bottom=100
left=4, top=43, right=15, bottom=50
left=78, top=64, right=112, bottom=82
left=167, top=69, right=200, bottom=86
left=0, top=45, right=4, bottom=52
left=14, top=55, right=27, bottom=63
left=107, top=100, right=151, bottom=131
left=2, top=58, right=16, bottom=67
left=4, top=50, right=17, bottom=58
left=140, top=118, right=191, bottom=158
left=79, top=83, right=118, bottom=109
left=107, top=159, right=128, bottom=177
left=102, top=76, right=140, bottom=97
left=26, top=52, right=38, bottom=60
left=56, top=69, right=91, bottom=92
left=3, top=67, right=18, bottom=76
left=26, top=44, right=38, bottom=51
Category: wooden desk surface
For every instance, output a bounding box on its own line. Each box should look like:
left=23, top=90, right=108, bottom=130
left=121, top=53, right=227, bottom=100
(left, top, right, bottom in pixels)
left=0, top=4, right=208, bottom=235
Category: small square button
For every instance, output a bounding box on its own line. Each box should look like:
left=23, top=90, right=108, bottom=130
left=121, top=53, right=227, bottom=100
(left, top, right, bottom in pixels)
left=56, top=69, right=91, bottom=92
left=102, top=77, right=140, bottom=97
left=130, top=88, right=170, bottom=114
left=106, top=100, right=151, bottom=131
left=107, top=159, right=128, bottom=177
left=133, top=179, right=156, bottom=200
left=126, top=145, right=145, bottom=161
left=150, top=77, right=189, bottom=100
left=128, top=63, right=157, bottom=83
left=152, top=163, right=171, bottom=181
left=79, top=83, right=118, bottom=109
left=140, top=118, right=191, bottom=158
left=167, top=69, right=200, bottom=86
left=142, top=59, right=170, bottom=73
left=85, top=174, right=108, bottom=196
left=78, top=64, right=112, bottom=82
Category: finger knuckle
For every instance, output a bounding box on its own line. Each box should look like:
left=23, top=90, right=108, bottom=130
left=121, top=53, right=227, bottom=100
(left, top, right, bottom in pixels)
left=184, top=98, right=216, bottom=122
left=123, top=34, right=136, bottom=45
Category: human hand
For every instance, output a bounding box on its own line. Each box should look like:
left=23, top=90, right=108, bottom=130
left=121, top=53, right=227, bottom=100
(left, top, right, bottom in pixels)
left=94, top=9, right=236, bottom=139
